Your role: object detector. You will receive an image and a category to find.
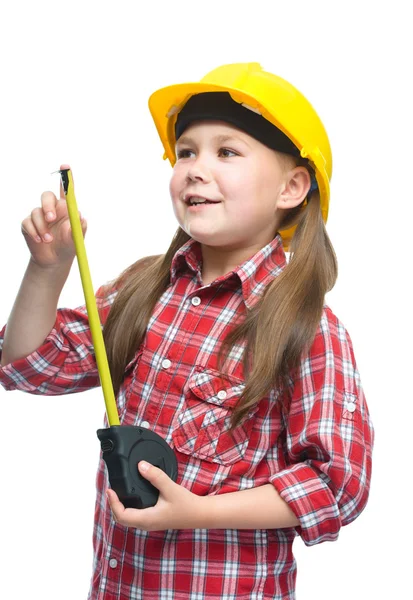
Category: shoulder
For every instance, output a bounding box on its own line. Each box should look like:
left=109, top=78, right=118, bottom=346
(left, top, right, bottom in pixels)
left=320, top=305, right=352, bottom=342
left=308, top=304, right=357, bottom=366
left=292, top=305, right=363, bottom=400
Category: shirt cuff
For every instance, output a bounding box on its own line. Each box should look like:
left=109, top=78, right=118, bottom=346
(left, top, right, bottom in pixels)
left=270, top=463, right=341, bottom=546
left=0, top=318, right=69, bottom=392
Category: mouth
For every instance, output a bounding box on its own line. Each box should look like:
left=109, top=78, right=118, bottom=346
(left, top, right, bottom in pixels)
left=184, top=195, right=222, bottom=207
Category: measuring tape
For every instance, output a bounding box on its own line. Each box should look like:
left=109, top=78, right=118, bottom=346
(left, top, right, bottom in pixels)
left=60, top=168, right=177, bottom=508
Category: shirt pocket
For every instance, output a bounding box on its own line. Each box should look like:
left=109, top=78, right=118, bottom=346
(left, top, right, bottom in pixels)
left=172, top=367, right=257, bottom=465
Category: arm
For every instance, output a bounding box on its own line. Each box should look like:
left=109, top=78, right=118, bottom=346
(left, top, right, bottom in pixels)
left=0, top=172, right=102, bottom=393
left=0, top=258, right=73, bottom=366
left=268, top=307, right=374, bottom=545
left=107, top=463, right=300, bottom=531
left=0, top=181, right=103, bottom=394
left=197, top=483, right=300, bottom=529
left=1, top=171, right=84, bottom=366
left=0, top=283, right=114, bottom=395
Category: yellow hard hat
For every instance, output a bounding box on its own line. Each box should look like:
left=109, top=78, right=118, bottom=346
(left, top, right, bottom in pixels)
left=148, top=62, right=332, bottom=247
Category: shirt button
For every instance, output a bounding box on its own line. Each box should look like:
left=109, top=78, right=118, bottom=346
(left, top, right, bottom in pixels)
left=191, top=296, right=201, bottom=306
left=162, top=358, right=172, bottom=369
left=346, top=401, right=356, bottom=413
left=109, top=558, right=118, bottom=569
left=217, top=390, right=227, bottom=400
left=140, top=420, right=150, bottom=429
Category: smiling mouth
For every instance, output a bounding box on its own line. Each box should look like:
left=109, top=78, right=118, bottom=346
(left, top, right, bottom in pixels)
left=186, top=196, right=222, bottom=207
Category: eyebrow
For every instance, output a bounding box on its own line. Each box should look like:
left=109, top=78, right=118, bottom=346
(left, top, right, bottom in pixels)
left=176, top=133, right=251, bottom=148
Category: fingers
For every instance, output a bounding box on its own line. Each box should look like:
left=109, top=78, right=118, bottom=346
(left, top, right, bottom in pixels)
left=106, top=487, right=155, bottom=530
left=29, top=191, right=58, bottom=243
left=21, top=216, right=42, bottom=243
left=22, top=205, right=54, bottom=243
left=21, top=189, right=85, bottom=245
left=106, top=465, right=189, bottom=532
left=41, top=190, right=58, bottom=224
left=106, top=489, right=125, bottom=524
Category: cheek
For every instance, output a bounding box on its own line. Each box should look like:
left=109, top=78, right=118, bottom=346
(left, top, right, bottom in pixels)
left=169, top=162, right=188, bottom=196
left=169, top=173, right=181, bottom=203
left=247, top=169, right=280, bottom=205
left=225, top=175, right=260, bottom=207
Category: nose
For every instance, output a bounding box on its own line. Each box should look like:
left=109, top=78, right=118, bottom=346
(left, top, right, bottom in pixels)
left=186, top=155, right=212, bottom=183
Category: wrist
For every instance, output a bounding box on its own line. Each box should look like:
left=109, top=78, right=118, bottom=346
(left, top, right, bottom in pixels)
left=27, top=257, right=74, bottom=282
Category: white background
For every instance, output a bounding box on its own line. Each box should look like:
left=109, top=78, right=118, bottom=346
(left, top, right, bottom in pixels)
left=0, top=1, right=412, bottom=598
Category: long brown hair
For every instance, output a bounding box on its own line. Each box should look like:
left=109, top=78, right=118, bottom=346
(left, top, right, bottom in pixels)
left=103, top=189, right=337, bottom=427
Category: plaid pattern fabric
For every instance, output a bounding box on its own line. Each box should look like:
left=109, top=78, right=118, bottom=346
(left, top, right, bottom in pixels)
left=0, top=234, right=374, bottom=599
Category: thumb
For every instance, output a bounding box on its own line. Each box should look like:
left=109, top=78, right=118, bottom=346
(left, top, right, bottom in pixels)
left=138, top=461, right=172, bottom=492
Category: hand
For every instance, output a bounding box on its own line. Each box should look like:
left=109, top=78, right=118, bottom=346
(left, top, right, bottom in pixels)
left=106, top=461, right=206, bottom=531
left=21, top=164, right=87, bottom=268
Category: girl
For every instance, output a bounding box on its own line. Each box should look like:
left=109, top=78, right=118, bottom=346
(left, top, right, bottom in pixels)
left=0, top=63, right=373, bottom=599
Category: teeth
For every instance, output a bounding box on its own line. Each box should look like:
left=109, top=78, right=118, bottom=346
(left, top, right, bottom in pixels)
left=189, top=196, right=207, bottom=205
left=187, top=196, right=221, bottom=206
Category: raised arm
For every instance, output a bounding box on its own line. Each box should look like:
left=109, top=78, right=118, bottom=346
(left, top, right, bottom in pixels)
left=1, top=167, right=86, bottom=366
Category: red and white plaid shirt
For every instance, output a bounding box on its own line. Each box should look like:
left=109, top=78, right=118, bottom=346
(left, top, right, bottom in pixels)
left=0, top=235, right=374, bottom=600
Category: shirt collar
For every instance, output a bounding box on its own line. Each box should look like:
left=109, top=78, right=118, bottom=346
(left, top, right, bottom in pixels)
left=170, top=235, right=287, bottom=310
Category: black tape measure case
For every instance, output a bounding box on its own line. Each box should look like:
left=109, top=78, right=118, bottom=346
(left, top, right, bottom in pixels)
left=97, top=425, right=178, bottom=509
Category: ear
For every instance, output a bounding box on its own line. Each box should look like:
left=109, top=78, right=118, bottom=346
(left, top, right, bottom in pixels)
left=278, top=166, right=311, bottom=209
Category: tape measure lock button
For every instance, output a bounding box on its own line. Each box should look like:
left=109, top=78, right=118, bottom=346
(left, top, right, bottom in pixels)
left=101, top=438, right=115, bottom=454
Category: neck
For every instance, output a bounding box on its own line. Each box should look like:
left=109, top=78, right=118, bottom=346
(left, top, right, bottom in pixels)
left=200, top=242, right=266, bottom=285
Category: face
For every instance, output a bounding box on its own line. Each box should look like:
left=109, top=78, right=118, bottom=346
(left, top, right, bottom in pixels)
left=169, top=121, right=291, bottom=252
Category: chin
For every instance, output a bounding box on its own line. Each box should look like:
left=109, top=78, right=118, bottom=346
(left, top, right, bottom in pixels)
left=192, top=235, right=236, bottom=249
left=182, top=225, right=216, bottom=243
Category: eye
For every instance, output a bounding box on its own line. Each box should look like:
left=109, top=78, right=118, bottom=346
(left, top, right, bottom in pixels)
left=218, top=147, right=238, bottom=158
left=176, top=148, right=195, bottom=160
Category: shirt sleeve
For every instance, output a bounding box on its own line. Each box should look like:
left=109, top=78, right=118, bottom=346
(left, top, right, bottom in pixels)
left=0, top=284, right=116, bottom=395
left=269, top=306, right=374, bottom=546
